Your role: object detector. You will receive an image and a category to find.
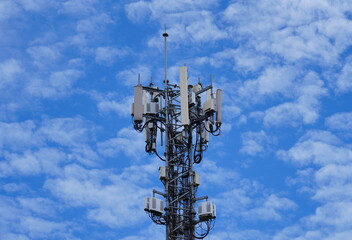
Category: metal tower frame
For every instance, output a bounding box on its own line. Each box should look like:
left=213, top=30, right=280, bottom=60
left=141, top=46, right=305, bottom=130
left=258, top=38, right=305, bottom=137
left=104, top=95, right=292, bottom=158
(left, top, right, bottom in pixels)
left=132, top=32, right=222, bottom=240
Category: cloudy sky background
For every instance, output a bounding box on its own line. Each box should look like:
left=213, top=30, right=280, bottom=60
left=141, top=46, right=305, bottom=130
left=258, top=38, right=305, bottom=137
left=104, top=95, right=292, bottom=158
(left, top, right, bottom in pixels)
left=1, top=0, right=352, bottom=239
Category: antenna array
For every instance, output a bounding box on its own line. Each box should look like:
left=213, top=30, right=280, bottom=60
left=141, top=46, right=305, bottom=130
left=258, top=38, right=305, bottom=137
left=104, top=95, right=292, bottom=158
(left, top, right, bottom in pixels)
left=131, top=31, right=222, bottom=240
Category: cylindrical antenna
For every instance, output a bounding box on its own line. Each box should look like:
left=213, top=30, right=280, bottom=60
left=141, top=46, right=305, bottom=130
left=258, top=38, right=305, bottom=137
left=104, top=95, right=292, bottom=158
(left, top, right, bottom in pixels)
left=163, top=26, right=169, bottom=85
left=138, top=73, right=141, bottom=85
left=150, top=77, right=153, bottom=86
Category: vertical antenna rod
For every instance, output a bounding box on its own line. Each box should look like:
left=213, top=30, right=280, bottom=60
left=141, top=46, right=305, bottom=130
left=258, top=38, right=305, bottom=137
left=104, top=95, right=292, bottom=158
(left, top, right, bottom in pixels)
left=163, top=26, right=169, bottom=85
left=162, top=27, right=170, bottom=239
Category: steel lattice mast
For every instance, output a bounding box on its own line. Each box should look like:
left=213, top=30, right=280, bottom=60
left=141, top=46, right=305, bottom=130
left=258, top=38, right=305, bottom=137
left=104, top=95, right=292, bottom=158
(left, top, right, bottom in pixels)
left=131, top=32, right=222, bottom=240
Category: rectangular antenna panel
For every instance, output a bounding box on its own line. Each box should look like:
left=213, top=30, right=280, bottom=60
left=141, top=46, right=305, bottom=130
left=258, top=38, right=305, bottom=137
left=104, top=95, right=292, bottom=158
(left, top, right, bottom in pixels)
left=180, top=66, right=190, bottom=125
left=189, top=92, right=196, bottom=106
left=216, top=89, right=222, bottom=124
left=193, top=172, right=200, bottom=186
left=159, top=166, right=166, bottom=180
left=144, top=197, right=164, bottom=216
left=202, top=122, right=209, bottom=142
left=133, top=86, right=143, bottom=122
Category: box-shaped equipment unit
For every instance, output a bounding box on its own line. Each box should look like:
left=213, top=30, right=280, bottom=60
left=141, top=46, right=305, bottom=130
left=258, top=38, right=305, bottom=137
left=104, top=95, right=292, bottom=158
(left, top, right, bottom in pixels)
left=144, top=197, right=164, bottom=216
left=198, top=201, right=216, bottom=221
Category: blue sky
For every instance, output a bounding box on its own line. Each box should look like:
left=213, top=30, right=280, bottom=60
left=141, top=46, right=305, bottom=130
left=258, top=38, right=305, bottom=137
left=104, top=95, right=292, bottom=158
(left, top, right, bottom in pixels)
left=1, top=0, right=352, bottom=239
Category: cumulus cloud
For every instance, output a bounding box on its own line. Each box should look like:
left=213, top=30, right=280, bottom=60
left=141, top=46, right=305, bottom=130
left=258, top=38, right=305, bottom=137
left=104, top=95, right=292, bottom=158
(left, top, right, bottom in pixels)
left=276, top=129, right=352, bottom=239
left=0, top=148, right=66, bottom=177
left=97, top=96, right=134, bottom=117
left=98, top=127, right=145, bottom=160
left=0, top=59, right=22, bottom=88
left=59, top=0, right=98, bottom=15
left=263, top=72, right=327, bottom=127
left=16, top=0, right=57, bottom=12
left=325, top=112, right=352, bottom=131
left=240, top=130, right=275, bottom=156
left=27, top=45, right=60, bottom=67
left=38, top=118, right=94, bottom=147
left=27, top=69, right=82, bottom=98
left=0, top=121, right=38, bottom=151
left=0, top=0, right=20, bottom=21
left=44, top=163, right=153, bottom=228
left=215, top=180, right=296, bottom=223
left=278, top=130, right=351, bottom=166
left=242, top=194, right=297, bottom=221
left=196, top=160, right=238, bottom=186
left=223, top=0, right=352, bottom=65
left=95, top=46, right=129, bottom=66
left=0, top=196, right=68, bottom=239
left=336, top=59, right=352, bottom=93
left=126, top=0, right=226, bottom=46
left=124, top=1, right=151, bottom=23
left=116, top=66, right=151, bottom=86
left=76, top=13, right=113, bottom=33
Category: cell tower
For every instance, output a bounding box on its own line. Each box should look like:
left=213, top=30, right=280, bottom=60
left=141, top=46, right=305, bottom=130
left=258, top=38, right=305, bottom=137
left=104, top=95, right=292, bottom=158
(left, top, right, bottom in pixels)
left=131, top=31, right=222, bottom=240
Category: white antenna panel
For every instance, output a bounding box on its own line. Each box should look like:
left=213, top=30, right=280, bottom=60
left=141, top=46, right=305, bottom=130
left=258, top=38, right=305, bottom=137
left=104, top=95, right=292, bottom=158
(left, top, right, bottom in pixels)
left=133, top=86, right=143, bottom=122
left=216, top=89, right=222, bottom=124
left=180, top=66, right=190, bottom=125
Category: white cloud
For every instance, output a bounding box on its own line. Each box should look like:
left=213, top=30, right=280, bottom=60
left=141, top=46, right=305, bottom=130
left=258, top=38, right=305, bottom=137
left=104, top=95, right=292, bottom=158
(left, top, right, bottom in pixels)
left=0, top=118, right=100, bottom=177
left=0, top=0, right=20, bottom=21
left=27, top=69, right=82, bottom=98
left=278, top=130, right=352, bottom=166
left=18, top=197, right=57, bottom=217
left=1, top=148, right=66, bottom=177
left=0, top=59, right=22, bottom=88
left=16, top=0, right=56, bottom=12
left=243, top=194, right=297, bottom=221
left=223, top=1, right=352, bottom=65
left=95, top=46, right=128, bottom=66
left=0, top=120, right=38, bottom=151
left=20, top=216, right=66, bottom=238
left=216, top=181, right=296, bottom=223
left=45, top=163, right=152, bottom=228
left=124, top=1, right=151, bottom=23
left=207, top=229, right=269, bottom=240
left=59, top=0, right=98, bottom=15
left=240, top=130, right=275, bottom=156
left=196, top=160, right=238, bottom=187
left=27, top=45, right=60, bottom=67
left=0, top=196, right=68, bottom=239
left=235, top=66, right=297, bottom=106
left=336, top=59, right=352, bottom=93
left=76, top=13, right=113, bottom=33
left=119, top=224, right=165, bottom=240
left=38, top=118, right=93, bottom=147
left=263, top=72, right=327, bottom=127
left=98, top=127, right=145, bottom=159
left=147, top=10, right=227, bottom=46
left=1, top=183, right=30, bottom=193
left=97, top=96, right=133, bottom=117
left=116, top=66, right=151, bottom=86
left=125, top=0, right=218, bottom=22
left=276, top=129, right=352, bottom=239
left=126, top=0, right=225, bottom=46
left=325, top=112, right=352, bottom=131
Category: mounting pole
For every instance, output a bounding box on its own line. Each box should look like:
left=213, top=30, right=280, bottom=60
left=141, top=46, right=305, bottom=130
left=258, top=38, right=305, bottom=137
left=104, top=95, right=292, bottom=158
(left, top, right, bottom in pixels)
left=162, top=28, right=171, bottom=239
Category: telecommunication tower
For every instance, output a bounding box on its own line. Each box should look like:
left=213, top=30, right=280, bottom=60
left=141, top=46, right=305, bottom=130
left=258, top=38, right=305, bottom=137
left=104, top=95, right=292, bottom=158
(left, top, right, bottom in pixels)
left=131, top=31, right=222, bottom=240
